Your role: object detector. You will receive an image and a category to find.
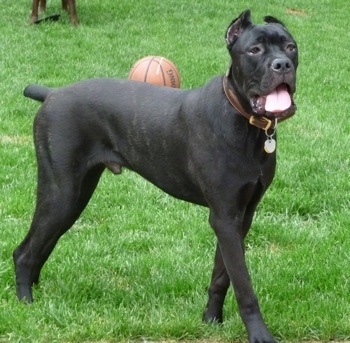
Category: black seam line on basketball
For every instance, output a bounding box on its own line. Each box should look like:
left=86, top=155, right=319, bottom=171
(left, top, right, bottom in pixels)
left=130, top=58, right=151, bottom=79
left=145, top=56, right=156, bottom=82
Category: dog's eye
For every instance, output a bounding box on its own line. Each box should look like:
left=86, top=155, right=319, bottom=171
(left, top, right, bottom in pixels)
left=286, top=43, right=297, bottom=52
left=248, top=47, right=261, bottom=55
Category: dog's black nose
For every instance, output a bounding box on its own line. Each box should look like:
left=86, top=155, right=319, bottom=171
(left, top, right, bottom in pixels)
left=271, top=58, right=292, bottom=73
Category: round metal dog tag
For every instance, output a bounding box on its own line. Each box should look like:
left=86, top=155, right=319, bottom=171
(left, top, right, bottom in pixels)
left=264, top=138, right=276, bottom=153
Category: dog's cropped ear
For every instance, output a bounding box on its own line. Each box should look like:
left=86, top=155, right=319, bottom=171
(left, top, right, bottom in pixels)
left=264, top=15, right=286, bottom=28
left=225, top=9, right=252, bottom=47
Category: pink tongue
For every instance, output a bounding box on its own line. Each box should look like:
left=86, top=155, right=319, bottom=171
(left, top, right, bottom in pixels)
left=265, top=84, right=291, bottom=113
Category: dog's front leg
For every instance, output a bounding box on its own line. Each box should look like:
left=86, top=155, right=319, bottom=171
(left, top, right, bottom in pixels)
left=209, top=212, right=277, bottom=343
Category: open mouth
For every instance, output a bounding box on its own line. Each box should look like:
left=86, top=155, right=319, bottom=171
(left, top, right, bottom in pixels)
left=251, top=83, right=295, bottom=116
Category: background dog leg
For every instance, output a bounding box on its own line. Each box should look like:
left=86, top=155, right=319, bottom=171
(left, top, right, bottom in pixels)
left=62, top=0, right=79, bottom=25
left=30, top=0, right=46, bottom=23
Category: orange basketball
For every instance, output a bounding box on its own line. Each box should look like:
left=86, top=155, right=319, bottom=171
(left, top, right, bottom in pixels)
left=128, top=56, right=181, bottom=88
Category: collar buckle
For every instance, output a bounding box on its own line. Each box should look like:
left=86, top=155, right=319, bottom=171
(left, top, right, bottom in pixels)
left=249, top=116, right=273, bottom=131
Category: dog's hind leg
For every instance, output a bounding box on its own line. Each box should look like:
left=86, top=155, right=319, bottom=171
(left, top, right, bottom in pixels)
left=13, top=154, right=105, bottom=302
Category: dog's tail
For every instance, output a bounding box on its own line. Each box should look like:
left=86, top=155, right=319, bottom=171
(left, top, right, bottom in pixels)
left=23, top=84, right=52, bottom=102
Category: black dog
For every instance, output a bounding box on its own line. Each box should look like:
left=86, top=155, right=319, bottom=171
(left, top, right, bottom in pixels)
left=14, top=10, right=298, bottom=343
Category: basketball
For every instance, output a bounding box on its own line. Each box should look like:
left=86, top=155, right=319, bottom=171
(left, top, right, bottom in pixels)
left=128, top=56, right=181, bottom=88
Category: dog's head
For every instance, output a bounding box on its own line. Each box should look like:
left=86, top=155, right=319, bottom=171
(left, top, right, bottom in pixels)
left=225, top=10, right=298, bottom=119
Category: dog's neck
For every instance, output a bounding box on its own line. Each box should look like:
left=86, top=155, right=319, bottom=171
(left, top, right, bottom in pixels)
left=223, top=74, right=278, bottom=132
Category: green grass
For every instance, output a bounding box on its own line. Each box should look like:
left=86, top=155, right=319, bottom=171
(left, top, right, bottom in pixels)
left=1, top=1, right=350, bottom=342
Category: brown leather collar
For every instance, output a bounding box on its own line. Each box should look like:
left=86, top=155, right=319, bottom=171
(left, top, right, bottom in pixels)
left=223, top=75, right=288, bottom=131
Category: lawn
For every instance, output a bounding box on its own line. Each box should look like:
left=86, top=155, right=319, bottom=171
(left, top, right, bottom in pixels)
left=0, top=1, right=349, bottom=342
